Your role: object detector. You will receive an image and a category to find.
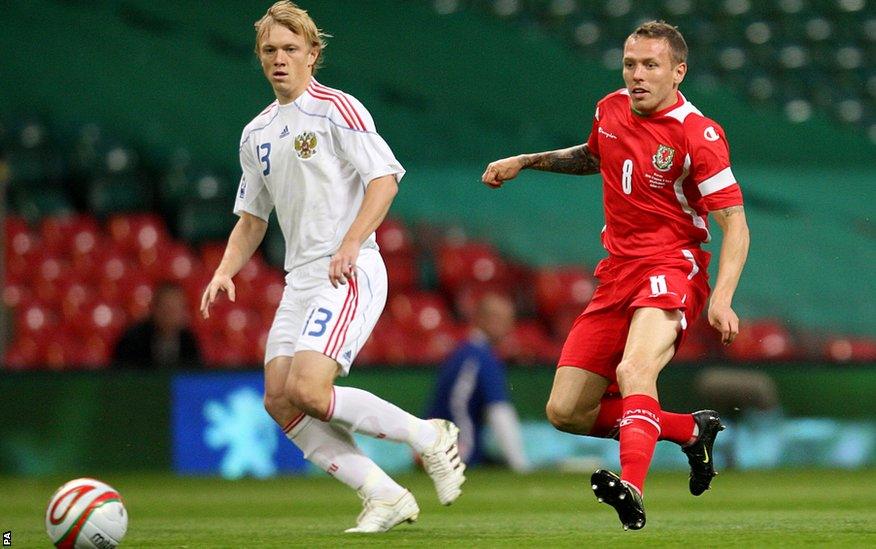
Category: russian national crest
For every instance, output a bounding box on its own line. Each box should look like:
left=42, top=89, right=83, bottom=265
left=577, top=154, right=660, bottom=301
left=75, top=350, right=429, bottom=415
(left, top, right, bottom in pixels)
left=652, top=144, right=675, bottom=172
left=294, top=131, right=317, bottom=159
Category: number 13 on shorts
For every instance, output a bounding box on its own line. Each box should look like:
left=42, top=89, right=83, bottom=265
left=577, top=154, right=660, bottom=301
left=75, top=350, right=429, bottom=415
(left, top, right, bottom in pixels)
left=302, top=307, right=334, bottom=337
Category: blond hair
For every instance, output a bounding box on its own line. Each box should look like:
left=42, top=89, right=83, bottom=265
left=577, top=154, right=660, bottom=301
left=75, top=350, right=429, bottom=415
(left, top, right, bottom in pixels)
left=628, top=21, right=688, bottom=65
left=254, top=1, right=329, bottom=73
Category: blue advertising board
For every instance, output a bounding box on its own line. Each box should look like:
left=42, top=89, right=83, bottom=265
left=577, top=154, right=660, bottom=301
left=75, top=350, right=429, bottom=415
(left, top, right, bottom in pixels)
left=172, top=372, right=307, bottom=477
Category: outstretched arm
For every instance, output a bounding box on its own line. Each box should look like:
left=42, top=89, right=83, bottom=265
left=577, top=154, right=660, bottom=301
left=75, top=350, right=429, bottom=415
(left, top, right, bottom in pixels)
left=481, top=144, right=600, bottom=188
left=200, top=212, right=269, bottom=318
left=708, top=205, right=750, bottom=345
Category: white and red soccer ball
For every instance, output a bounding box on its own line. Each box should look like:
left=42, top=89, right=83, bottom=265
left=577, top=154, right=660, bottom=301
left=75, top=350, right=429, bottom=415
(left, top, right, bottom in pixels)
left=45, top=478, right=128, bottom=548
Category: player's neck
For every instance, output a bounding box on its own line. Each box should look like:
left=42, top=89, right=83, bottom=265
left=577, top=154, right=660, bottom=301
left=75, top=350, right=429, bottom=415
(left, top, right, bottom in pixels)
left=631, top=90, right=682, bottom=118
left=275, top=76, right=313, bottom=105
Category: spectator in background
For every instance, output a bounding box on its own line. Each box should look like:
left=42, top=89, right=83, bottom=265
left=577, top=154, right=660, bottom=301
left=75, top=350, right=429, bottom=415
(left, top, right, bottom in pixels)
left=428, top=293, right=531, bottom=473
left=114, top=283, right=201, bottom=368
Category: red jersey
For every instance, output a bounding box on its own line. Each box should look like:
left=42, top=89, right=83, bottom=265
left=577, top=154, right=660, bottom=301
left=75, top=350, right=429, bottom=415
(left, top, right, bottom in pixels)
left=586, top=89, right=743, bottom=259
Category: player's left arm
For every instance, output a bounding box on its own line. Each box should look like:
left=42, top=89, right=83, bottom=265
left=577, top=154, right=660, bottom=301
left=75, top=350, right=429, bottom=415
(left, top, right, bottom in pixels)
left=330, top=174, right=398, bottom=288
left=708, top=205, right=750, bottom=345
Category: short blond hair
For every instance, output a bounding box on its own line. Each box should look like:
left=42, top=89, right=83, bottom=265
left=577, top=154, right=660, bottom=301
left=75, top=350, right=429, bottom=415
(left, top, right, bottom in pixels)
left=628, top=21, right=688, bottom=66
left=254, top=1, right=329, bottom=73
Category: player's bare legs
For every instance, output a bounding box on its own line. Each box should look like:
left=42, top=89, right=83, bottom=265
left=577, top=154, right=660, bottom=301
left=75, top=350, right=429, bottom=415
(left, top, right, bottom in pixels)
left=280, top=350, right=465, bottom=507
left=263, top=354, right=418, bottom=533
left=615, top=307, right=679, bottom=397
left=590, top=308, right=676, bottom=530
left=545, top=368, right=610, bottom=435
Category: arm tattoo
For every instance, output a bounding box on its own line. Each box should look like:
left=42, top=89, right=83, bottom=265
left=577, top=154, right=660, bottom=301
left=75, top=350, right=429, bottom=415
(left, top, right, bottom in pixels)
left=522, top=144, right=600, bottom=176
left=713, top=205, right=745, bottom=219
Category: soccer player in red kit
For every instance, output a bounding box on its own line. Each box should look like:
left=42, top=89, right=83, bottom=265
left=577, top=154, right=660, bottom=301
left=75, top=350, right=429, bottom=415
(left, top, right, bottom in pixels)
left=481, top=21, right=750, bottom=530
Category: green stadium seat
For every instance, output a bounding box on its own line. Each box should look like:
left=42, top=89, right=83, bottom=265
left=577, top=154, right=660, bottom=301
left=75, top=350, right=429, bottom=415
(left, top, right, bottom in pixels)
left=10, top=186, right=74, bottom=222
left=87, top=175, right=153, bottom=216
left=177, top=199, right=236, bottom=244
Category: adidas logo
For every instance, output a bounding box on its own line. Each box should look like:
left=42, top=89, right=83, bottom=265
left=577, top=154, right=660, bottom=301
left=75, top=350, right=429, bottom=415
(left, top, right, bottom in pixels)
left=343, top=350, right=352, bottom=361
left=279, top=125, right=290, bottom=138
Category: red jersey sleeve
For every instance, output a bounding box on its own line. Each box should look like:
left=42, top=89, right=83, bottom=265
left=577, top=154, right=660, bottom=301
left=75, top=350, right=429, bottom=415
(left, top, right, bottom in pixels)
left=686, top=118, right=743, bottom=211
left=585, top=106, right=600, bottom=157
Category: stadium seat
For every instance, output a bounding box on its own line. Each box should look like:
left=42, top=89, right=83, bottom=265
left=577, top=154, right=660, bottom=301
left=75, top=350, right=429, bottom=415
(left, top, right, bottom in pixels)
left=673, top=315, right=717, bottom=362
left=386, top=291, right=454, bottom=335
left=376, top=218, right=414, bottom=256
left=497, top=320, right=559, bottom=365
left=723, top=319, right=799, bottom=361
left=823, top=336, right=876, bottom=363
left=436, top=241, right=509, bottom=292
left=533, top=266, right=596, bottom=318
left=106, top=213, right=170, bottom=255
left=177, top=200, right=236, bottom=244
left=4, top=217, right=40, bottom=284
left=383, top=253, right=419, bottom=291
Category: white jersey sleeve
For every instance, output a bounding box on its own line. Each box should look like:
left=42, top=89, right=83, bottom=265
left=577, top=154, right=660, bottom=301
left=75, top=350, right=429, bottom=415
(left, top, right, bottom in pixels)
left=332, top=96, right=406, bottom=185
left=233, top=127, right=274, bottom=221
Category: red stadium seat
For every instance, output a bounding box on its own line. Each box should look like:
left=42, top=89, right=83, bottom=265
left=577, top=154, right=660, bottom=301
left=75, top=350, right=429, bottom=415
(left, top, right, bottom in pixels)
left=5, top=218, right=40, bottom=284
left=106, top=213, right=170, bottom=255
left=138, top=242, right=202, bottom=284
left=199, top=242, right=228, bottom=273
left=673, top=315, right=717, bottom=362
left=534, top=266, right=596, bottom=318
left=436, top=241, right=509, bottom=293
left=387, top=291, right=453, bottom=334
left=58, top=277, right=97, bottom=325
left=376, top=218, right=414, bottom=256
left=30, top=253, right=70, bottom=304
left=39, top=214, right=101, bottom=256
left=723, top=319, right=798, bottom=361
left=497, top=320, right=559, bottom=364
left=823, top=336, right=876, bottom=362
left=383, top=253, right=418, bottom=291
left=4, top=334, right=43, bottom=370
left=66, top=299, right=128, bottom=346
left=14, top=301, right=58, bottom=340
left=3, top=281, right=33, bottom=310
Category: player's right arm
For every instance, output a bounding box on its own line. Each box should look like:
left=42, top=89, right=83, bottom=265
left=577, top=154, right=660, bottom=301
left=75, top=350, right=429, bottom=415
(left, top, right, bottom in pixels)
left=481, top=144, right=600, bottom=188
left=200, top=212, right=268, bottom=319
left=201, top=125, right=274, bottom=319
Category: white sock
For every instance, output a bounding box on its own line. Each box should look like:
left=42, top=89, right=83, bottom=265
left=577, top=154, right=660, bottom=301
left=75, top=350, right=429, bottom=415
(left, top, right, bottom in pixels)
left=286, top=414, right=405, bottom=501
left=327, top=386, right=438, bottom=453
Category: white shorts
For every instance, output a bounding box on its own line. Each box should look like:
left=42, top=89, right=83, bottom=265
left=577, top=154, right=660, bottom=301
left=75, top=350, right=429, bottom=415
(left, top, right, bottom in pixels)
left=264, top=248, right=388, bottom=375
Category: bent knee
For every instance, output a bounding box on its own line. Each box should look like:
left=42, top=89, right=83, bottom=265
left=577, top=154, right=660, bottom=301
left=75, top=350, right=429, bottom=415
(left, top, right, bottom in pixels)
left=546, top=400, right=593, bottom=434
left=284, top=378, right=332, bottom=417
left=263, top=391, right=288, bottom=416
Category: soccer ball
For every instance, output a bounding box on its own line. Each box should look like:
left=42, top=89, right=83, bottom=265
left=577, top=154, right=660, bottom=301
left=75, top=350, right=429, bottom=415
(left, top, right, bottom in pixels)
left=45, top=478, right=128, bottom=548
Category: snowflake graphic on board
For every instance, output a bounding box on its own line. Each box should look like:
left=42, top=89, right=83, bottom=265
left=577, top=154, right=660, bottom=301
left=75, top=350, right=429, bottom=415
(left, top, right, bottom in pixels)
left=203, top=387, right=278, bottom=479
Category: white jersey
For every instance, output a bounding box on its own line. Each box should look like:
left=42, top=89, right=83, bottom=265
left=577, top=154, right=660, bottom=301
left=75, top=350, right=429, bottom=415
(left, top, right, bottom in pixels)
left=233, top=78, right=405, bottom=271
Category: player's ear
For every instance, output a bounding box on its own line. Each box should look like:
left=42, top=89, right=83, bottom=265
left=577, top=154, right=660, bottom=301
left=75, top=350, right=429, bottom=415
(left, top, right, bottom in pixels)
left=307, top=45, right=320, bottom=68
left=674, top=62, right=687, bottom=86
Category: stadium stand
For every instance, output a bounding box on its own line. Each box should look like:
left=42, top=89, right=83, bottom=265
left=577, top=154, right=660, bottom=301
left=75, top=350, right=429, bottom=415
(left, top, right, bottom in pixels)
left=0, top=1, right=873, bottom=369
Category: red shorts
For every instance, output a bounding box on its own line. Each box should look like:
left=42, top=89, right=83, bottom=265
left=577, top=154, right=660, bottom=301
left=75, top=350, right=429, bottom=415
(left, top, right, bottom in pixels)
left=557, top=249, right=711, bottom=386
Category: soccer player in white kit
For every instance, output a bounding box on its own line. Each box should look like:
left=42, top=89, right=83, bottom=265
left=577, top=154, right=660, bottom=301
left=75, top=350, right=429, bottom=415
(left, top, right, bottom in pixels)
left=200, top=1, right=465, bottom=533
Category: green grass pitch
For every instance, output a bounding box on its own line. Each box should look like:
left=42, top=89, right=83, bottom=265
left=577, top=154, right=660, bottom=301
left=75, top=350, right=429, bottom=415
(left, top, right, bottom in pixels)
left=3, top=468, right=875, bottom=547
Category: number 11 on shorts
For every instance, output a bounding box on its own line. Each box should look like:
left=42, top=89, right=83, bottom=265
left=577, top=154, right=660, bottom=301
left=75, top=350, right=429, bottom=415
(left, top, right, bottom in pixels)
left=650, top=275, right=668, bottom=296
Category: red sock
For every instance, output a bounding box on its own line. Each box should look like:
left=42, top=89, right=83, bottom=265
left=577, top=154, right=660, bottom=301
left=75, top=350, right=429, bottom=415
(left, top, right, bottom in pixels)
left=590, top=394, right=623, bottom=439
left=590, top=396, right=696, bottom=446
left=660, top=411, right=696, bottom=446
left=619, top=394, right=661, bottom=495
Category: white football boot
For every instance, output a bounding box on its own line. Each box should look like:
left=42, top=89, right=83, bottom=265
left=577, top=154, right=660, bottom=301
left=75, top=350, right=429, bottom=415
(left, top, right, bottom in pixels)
left=344, top=490, right=419, bottom=533
left=419, top=419, right=467, bottom=505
